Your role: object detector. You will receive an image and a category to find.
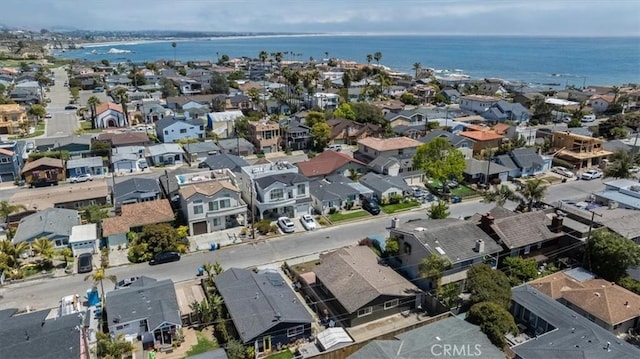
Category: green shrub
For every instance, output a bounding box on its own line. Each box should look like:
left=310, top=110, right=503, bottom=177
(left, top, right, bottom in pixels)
left=328, top=207, right=338, bottom=215
left=255, top=220, right=272, bottom=235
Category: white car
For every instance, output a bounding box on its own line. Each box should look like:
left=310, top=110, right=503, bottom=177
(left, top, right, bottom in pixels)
left=70, top=173, right=93, bottom=183
left=551, top=166, right=574, bottom=178
left=300, top=214, right=317, bottom=231
left=581, top=169, right=603, bottom=180
left=277, top=217, right=296, bottom=233
left=630, top=166, right=640, bottom=174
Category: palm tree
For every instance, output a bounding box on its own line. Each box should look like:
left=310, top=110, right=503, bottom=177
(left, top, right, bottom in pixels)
left=274, top=51, right=283, bottom=66
left=605, top=150, right=634, bottom=179
left=31, top=237, right=55, bottom=261
left=87, top=95, right=101, bottom=129
left=114, top=88, right=129, bottom=126
left=373, top=51, right=382, bottom=65
left=258, top=50, right=268, bottom=66
left=95, top=332, right=134, bottom=359
left=85, top=267, right=117, bottom=305
left=0, top=240, right=30, bottom=272
left=366, top=54, right=373, bottom=66
left=518, top=179, right=547, bottom=212
left=612, top=85, right=620, bottom=104
left=212, top=261, right=224, bottom=275
left=0, top=201, right=26, bottom=224
left=58, top=247, right=72, bottom=267
left=413, top=62, right=422, bottom=79
left=483, top=184, right=518, bottom=207
left=171, top=41, right=177, bottom=64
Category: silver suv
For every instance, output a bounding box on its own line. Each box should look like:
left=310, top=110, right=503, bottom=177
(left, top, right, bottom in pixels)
left=70, top=173, right=93, bottom=183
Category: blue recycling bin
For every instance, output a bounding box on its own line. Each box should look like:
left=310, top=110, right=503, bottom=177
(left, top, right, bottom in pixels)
left=197, top=267, right=204, bottom=276
left=210, top=242, right=218, bottom=251
left=452, top=196, right=462, bottom=203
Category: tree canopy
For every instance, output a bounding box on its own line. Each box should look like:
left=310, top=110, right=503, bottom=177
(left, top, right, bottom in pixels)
left=467, top=264, right=512, bottom=309
left=587, top=230, right=640, bottom=281
left=502, top=257, right=539, bottom=286
left=413, top=138, right=466, bottom=182
left=311, top=121, right=331, bottom=151
left=467, top=301, right=518, bottom=349
left=332, top=103, right=356, bottom=120
left=210, top=73, right=230, bottom=94
left=427, top=200, right=450, bottom=219
left=418, top=253, right=452, bottom=291
left=127, top=223, right=186, bottom=263
left=350, top=102, right=385, bottom=125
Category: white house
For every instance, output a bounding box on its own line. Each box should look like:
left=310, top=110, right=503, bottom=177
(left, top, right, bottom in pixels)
left=94, top=102, right=127, bottom=128
left=459, top=95, right=501, bottom=114
left=155, top=117, right=205, bottom=143
left=69, top=223, right=98, bottom=256
left=147, top=143, right=185, bottom=166
left=308, top=92, right=340, bottom=110
left=589, top=95, right=615, bottom=114
left=207, top=110, right=244, bottom=138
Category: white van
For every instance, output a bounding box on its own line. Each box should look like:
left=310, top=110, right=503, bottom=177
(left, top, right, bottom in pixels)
left=581, top=114, right=596, bottom=122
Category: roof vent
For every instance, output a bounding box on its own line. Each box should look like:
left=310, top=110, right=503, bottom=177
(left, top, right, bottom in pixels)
left=594, top=292, right=601, bottom=297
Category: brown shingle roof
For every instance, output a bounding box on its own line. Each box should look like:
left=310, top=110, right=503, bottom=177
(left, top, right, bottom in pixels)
left=0, top=148, right=14, bottom=156
left=179, top=180, right=239, bottom=200
left=459, top=130, right=504, bottom=141
left=97, top=132, right=150, bottom=146
left=357, top=136, right=422, bottom=152
left=296, top=150, right=364, bottom=177
left=490, top=211, right=562, bottom=249
left=529, top=272, right=586, bottom=299
left=102, top=199, right=174, bottom=236
left=21, top=157, right=64, bottom=174
left=95, top=102, right=123, bottom=115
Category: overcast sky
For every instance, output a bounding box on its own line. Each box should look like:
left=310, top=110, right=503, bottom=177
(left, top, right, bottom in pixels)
left=2, top=0, right=639, bottom=36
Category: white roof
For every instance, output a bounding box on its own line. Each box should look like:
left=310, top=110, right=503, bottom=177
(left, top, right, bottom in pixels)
left=207, top=111, right=244, bottom=122
left=316, top=327, right=353, bottom=351
left=545, top=98, right=580, bottom=106
left=69, top=223, right=97, bottom=243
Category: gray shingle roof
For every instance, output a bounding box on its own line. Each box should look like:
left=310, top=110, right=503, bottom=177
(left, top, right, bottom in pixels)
left=155, top=116, right=203, bottom=132
left=490, top=210, right=562, bottom=249
left=349, top=316, right=504, bottom=359
left=13, top=208, right=80, bottom=244
left=495, top=154, right=518, bottom=170
left=511, top=285, right=640, bottom=359
left=183, top=141, right=219, bottom=155
left=359, top=173, right=411, bottom=194
left=314, top=246, right=418, bottom=313
left=255, top=172, right=308, bottom=189
left=0, top=308, right=81, bottom=359
left=510, top=148, right=544, bottom=169
left=309, top=178, right=358, bottom=202
left=464, top=158, right=512, bottom=175
left=419, top=130, right=472, bottom=148
left=147, top=143, right=185, bottom=157
left=199, top=152, right=248, bottom=171
left=66, top=156, right=103, bottom=169
left=113, top=178, right=160, bottom=200
left=106, top=277, right=181, bottom=332
left=394, top=219, right=502, bottom=263
left=215, top=268, right=313, bottom=344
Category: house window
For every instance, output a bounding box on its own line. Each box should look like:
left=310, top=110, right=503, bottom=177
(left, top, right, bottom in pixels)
left=264, top=131, right=272, bottom=140
left=403, top=242, right=412, bottom=254
left=193, top=200, right=203, bottom=214
left=180, top=129, right=187, bottom=134
left=297, top=184, right=306, bottom=196
left=164, top=130, right=169, bottom=135
left=357, top=307, right=373, bottom=317
left=219, top=199, right=231, bottom=208
left=213, top=218, right=221, bottom=226
left=209, top=202, right=218, bottom=211
left=524, top=245, right=531, bottom=255
left=384, top=299, right=399, bottom=310
left=0, top=157, right=9, bottom=163
left=287, top=325, right=305, bottom=338
left=270, top=188, right=284, bottom=201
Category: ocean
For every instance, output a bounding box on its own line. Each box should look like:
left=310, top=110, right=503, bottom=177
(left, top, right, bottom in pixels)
left=54, top=35, right=640, bottom=87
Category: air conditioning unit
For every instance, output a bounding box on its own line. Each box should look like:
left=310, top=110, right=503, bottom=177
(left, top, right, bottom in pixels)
left=608, top=200, right=618, bottom=209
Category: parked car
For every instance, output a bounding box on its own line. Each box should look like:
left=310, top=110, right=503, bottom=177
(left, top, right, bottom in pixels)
left=138, top=159, right=148, bottom=170
left=115, top=276, right=140, bottom=289
left=581, top=169, right=603, bottom=180
left=300, top=214, right=317, bottom=231
left=26, top=142, right=35, bottom=151
left=70, top=173, right=92, bottom=183
left=581, top=114, right=596, bottom=122
left=45, top=113, right=52, bottom=119
left=630, top=166, right=640, bottom=174
left=149, top=251, right=180, bottom=265
left=362, top=198, right=381, bottom=215
left=64, top=105, right=77, bottom=110
left=328, top=144, right=342, bottom=152
left=93, top=87, right=104, bottom=93
left=277, top=216, right=296, bottom=233
left=410, top=186, right=425, bottom=198
left=551, top=166, right=575, bottom=178
left=77, top=253, right=93, bottom=274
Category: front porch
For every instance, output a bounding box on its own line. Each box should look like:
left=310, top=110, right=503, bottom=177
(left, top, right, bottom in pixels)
left=188, top=207, right=246, bottom=236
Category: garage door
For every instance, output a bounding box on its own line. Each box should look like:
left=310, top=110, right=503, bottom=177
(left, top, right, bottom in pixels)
left=0, top=127, right=8, bottom=135
left=193, top=221, right=208, bottom=235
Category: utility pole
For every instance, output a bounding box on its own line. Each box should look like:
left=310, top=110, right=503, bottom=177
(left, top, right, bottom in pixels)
left=484, top=146, right=493, bottom=187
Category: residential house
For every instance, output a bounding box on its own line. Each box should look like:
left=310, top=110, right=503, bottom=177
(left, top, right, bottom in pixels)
left=589, top=94, right=615, bottom=113
left=111, top=153, right=142, bottom=174
left=34, top=135, right=92, bottom=157
left=105, top=277, right=181, bottom=347
left=9, top=181, right=109, bottom=210
left=206, top=110, right=244, bottom=138
left=459, top=95, right=501, bottom=113
left=96, top=132, right=152, bottom=148
left=459, top=125, right=506, bottom=155
left=215, top=268, right=313, bottom=355
left=113, top=178, right=161, bottom=209
left=529, top=269, right=640, bottom=335
left=463, top=158, right=511, bottom=184
left=0, top=104, right=28, bottom=135
left=228, top=94, right=252, bottom=111
left=511, top=125, right=538, bottom=146
left=326, top=118, right=381, bottom=145
left=296, top=150, right=367, bottom=179
left=248, top=120, right=281, bottom=153
left=389, top=218, right=501, bottom=290
left=309, top=176, right=366, bottom=214
left=552, top=131, right=612, bottom=170
left=21, top=157, right=65, bottom=187
left=179, top=179, right=247, bottom=235
left=102, top=199, right=174, bottom=248
left=310, top=246, right=419, bottom=327
left=216, top=137, right=255, bottom=156
left=155, top=116, right=205, bottom=143
left=183, top=141, right=219, bottom=164
left=349, top=316, right=504, bottom=359
left=253, top=172, right=311, bottom=219
left=509, top=285, right=640, bottom=359
left=494, top=148, right=551, bottom=178
left=418, top=130, right=474, bottom=159
left=384, top=108, right=430, bottom=131
left=197, top=152, right=248, bottom=172
left=66, top=156, right=105, bottom=177
left=354, top=137, right=424, bottom=184
left=308, top=92, right=339, bottom=110
left=69, top=223, right=98, bottom=256
left=477, top=81, right=508, bottom=97
left=93, top=102, right=127, bottom=128
left=482, top=100, right=531, bottom=123
left=476, top=209, right=569, bottom=260
left=440, top=88, right=462, bottom=103
left=9, top=81, right=41, bottom=104
left=281, top=119, right=312, bottom=151
left=359, top=172, right=411, bottom=202
left=593, top=179, right=640, bottom=211
left=166, top=94, right=216, bottom=111
left=0, top=308, right=82, bottom=359
left=12, top=208, right=80, bottom=247
left=0, top=141, right=25, bottom=182
left=147, top=143, right=185, bottom=166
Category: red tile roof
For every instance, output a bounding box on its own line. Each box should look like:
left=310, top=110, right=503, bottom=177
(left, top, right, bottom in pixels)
left=95, top=102, right=123, bottom=115
left=357, top=136, right=422, bottom=151
left=296, top=150, right=365, bottom=177
left=102, top=199, right=174, bottom=236
left=459, top=130, right=504, bottom=141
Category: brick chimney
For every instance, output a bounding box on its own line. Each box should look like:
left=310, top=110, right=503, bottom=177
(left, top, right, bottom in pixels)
left=551, top=213, right=564, bottom=233
left=480, top=213, right=495, bottom=231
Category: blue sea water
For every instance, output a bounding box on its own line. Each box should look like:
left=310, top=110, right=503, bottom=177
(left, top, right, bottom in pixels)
left=55, top=35, right=640, bottom=87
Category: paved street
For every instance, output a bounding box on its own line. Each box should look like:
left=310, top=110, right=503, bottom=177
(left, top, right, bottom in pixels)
left=45, top=67, right=80, bottom=137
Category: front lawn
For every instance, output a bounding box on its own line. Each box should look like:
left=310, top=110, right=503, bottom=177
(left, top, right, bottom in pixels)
left=328, top=210, right=370, bottom=222
left=185, top=330, right=218, bottom=357
left=382, top=200, right=421, bottom=214
left=266, top=350, right=294, bottom=359
left=451, top=185, right=476, bottom=198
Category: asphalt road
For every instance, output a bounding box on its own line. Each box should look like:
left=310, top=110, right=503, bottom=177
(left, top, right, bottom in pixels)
left=45, top=68, right=80, bottom=137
